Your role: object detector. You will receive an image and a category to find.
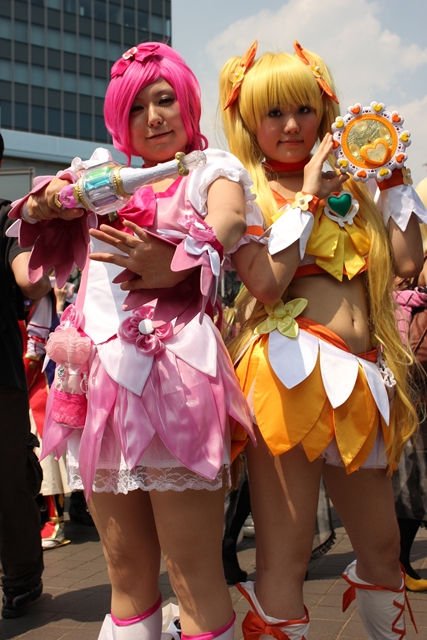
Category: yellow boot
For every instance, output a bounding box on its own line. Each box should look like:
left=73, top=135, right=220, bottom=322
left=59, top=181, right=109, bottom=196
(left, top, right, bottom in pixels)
left=405, top=574, right=427, bottom=592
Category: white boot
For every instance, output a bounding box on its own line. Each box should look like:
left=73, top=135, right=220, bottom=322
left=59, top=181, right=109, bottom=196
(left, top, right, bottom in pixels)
left=180, top=613, right=235, bottom=640
left=342, top=560, right=412, bottom=639
left=237, top=582, right=309, bottom=640
left=215, top=621, right=234, bottom=640
left=98, top=615, right=114, bottom=640
left=97, top=596, right=162, bottom=640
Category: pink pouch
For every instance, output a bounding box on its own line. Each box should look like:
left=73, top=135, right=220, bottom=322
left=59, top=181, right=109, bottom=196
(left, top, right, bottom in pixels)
left=46, top=325, right=92, bottom=429
left=50, top=388, right=88, bottom=427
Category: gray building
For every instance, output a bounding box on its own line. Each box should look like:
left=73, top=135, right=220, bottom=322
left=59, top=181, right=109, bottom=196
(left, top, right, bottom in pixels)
left=0, top=0, right=171, bottom=199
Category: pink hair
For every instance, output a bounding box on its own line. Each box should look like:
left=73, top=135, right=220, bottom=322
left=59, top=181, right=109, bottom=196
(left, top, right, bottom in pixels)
left=104, top=42, right=208, bottom=163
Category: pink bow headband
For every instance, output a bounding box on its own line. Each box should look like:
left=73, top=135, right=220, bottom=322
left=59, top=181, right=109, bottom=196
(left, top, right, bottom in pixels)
left=110, top=43, right=161, bottom=79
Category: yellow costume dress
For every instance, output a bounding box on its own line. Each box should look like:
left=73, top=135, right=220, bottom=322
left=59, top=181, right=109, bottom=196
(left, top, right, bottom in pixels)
left=236, top=182, right=427, bottom=472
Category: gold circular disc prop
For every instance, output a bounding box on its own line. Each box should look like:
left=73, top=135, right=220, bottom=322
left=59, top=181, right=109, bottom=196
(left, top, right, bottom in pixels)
left=332, top=102, right=411, bottom=182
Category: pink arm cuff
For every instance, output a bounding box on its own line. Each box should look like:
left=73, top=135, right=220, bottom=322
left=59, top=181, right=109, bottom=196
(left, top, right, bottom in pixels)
left=170, top=220, right=223, bottom=319
left=8, top=170, right=92, bottom=287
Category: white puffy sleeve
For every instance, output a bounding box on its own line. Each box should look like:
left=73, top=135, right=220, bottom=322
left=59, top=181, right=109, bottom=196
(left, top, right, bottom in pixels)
left=186, top=148, right=265, bottom=252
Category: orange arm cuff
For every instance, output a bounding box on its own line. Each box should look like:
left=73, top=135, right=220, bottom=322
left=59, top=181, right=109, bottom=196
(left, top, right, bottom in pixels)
left=307, top=194, right=320, bottom=214
left=377, top=169, right=405, bottom=191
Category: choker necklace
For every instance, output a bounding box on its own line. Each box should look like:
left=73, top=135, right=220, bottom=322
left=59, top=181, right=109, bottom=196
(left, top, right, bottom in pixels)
left=263, top=156, right=311, bottom=173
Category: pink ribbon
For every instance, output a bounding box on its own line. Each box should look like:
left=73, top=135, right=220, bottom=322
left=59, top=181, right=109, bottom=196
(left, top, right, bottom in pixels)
left=118, top=305, right=173, bottom=355
left=110, top=44, right=161, bottom=79
left=117, top=187, right=157, bottom=229
left=171, top=214, right=223, bottom=306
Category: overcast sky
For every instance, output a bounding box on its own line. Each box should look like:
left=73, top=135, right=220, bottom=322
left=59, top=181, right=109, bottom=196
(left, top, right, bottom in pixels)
left=172, top=0, right=427, bottom=186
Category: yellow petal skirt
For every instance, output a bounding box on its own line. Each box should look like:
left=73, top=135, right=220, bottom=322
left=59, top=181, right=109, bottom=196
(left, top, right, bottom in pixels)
left=236, top=334, right=391, bottom=473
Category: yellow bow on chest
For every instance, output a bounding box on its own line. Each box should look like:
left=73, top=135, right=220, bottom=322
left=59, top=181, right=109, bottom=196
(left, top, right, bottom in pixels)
left=306, top=192, right=370, bottom=281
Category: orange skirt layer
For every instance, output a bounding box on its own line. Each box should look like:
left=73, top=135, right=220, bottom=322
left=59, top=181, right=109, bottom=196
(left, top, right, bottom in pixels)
left=235, top=330, right=391, bottom=473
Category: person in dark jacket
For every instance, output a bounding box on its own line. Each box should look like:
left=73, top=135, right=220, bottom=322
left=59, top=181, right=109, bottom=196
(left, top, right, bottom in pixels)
left=0, top=132, right=51, bottom=618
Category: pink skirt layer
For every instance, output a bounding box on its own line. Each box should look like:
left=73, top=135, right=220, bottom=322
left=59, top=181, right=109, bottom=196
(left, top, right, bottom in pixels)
left=41, top=321, right=254, bottom=498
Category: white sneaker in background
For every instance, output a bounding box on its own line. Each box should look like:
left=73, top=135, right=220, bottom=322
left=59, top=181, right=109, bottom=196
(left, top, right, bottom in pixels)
left=242, top=514, right=255, bottom=538
left=41, top=520, right=71, bottom=550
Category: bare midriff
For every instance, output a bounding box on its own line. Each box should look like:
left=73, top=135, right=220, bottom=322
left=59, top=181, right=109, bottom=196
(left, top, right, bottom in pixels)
left=287, top=273, right=372, bottom=354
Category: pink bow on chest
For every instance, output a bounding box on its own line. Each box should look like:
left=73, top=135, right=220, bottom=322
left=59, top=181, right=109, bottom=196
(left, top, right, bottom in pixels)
left=117, top=186, right=157, bottom=229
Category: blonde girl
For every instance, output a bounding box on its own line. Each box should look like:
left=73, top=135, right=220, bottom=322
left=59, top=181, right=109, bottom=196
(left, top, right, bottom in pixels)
left=220, top=42, right=426, bottom=639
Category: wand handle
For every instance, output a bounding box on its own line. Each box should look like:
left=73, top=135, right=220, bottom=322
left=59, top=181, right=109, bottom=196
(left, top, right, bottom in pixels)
left=58, top=150, right=206, bottom=216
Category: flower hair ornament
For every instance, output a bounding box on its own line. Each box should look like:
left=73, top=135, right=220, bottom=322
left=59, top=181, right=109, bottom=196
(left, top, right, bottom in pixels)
left=223, top=40, right=258, bottom=110
left=293, top=41, right=339, bottom=104
left=110, top=43, right=161, bottom=79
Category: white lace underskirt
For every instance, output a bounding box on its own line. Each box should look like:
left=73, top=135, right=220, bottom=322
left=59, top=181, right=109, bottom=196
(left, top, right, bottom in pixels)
left=66, top=431, right=231, bottom=494
left=67, top=464, right=230, bottom=494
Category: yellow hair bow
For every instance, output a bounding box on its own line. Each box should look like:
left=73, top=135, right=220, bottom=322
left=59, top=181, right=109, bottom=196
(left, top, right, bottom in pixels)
left=223, top=41, right=258, bottom=110
left=294, top=41, right=339, bottom=104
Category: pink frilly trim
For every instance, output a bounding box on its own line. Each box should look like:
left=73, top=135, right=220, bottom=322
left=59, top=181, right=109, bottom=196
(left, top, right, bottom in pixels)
left=8, top=172, right=97, bottom=287
left=41, top=330, right=254, bottom=499
left=46, top=319, right=92, bottom=366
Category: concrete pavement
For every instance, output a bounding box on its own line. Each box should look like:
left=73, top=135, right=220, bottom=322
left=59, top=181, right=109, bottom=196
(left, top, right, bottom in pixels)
left=1, top=513, right=426, bottom=640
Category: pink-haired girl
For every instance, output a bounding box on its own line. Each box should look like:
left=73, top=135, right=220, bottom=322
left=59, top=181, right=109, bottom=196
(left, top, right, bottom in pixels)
left=9, top=42, right=262, bottom=640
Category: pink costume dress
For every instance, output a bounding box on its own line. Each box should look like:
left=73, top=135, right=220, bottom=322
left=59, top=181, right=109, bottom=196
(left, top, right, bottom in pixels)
left=9, top=148, right=259, bottom=497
